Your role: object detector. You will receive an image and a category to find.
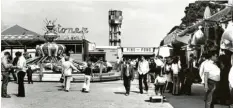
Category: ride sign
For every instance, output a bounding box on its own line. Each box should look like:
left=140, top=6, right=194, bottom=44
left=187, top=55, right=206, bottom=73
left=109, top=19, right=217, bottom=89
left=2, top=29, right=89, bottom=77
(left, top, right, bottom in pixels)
left=55, top=24, right=88, bottom=40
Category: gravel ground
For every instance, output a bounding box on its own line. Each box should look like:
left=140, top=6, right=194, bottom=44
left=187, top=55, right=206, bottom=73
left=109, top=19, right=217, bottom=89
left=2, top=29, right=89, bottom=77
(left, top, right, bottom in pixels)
left=1, top=80, right=173, bottom=108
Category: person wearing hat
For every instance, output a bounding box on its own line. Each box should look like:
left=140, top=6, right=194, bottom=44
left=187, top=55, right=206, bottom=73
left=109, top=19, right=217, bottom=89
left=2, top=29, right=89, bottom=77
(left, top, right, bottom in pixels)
left=82, top=61, right=93, bottom=93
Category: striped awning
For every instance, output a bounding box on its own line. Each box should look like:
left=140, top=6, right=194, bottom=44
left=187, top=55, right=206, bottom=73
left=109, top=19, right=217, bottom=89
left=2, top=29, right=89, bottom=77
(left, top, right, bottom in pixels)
left=1, top=25, right=45, bottom=47
left=2, top=35, right=34, bottom=40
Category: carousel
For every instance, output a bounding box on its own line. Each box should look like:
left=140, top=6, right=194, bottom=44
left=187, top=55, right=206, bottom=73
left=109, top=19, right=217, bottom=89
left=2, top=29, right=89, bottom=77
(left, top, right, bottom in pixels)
left=25, top=20, right=120, bottom=81
left=26, top=20, right=84, bottom=73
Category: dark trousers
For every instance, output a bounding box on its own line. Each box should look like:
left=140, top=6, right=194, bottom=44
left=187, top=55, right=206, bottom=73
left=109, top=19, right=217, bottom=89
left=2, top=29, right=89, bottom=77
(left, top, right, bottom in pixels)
left=17, top=71, right=26, bottom=97
left=184, top=78, right=192, bottom=95
left=9, top=69, right=17, bottom=81
left=205, top=79, right=217, bottom=108
left=148, top=72, right=155, bottom=83
left=155, top=84, right=165, bottom=95
left=139, top=74, right=148, bottom=93
left=107, top=67, right=112, bottom=72
left=1, top=72, right=9, bottom=97
left=173, top=74, right=180, bottom=95
left=27, top=75, right=33, bottom=84
left=123, top=76, right=131, bottom=94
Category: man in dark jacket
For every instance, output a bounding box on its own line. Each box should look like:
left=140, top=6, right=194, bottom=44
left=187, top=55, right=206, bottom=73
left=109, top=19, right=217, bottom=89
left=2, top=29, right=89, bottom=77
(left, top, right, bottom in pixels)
left=149, top=59, right=157, bottom=83
left=121, top=59, right=135, bottom=96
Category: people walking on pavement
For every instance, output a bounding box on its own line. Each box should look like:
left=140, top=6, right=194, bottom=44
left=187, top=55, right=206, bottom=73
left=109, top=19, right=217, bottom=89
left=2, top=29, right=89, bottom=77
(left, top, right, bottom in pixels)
left=1, top=52, right=13, bottom=98
left=171, top=56, right=181, bottom=95
left=62, top=55, right=79, bottom=92
left=121, top=59, right=134, bottom=96
left=164, top=57, right=173, bottom=93
left=82, top=61, right=93, bottom=93
left=148, top=59, right=156, bottom=83
left=26, top=66, right=33, bottom=84
left=137, top=56, right=149, bottom=94
left=154, top=71, right=167, bottom=96
left=204, top=50, right=220, bottom=108
left=15, top=52, right=27, bottom=97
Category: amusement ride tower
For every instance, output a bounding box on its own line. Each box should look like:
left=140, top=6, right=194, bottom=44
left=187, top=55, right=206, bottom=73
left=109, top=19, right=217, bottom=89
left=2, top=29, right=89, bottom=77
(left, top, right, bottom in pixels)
left=108, top=10, right=123, bottom=46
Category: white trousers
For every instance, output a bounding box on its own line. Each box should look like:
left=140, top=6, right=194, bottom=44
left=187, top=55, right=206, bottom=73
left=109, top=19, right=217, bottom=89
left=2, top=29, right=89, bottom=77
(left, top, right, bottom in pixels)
left=65, top=76, right=72, bottom=90
left=83, top=75, right=91, bottom=91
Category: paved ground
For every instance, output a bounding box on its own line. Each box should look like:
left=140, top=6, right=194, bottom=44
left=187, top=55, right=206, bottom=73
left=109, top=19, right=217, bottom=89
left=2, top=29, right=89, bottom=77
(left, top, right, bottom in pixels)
left=1, top=80, right=172, bottom=108
left=1, top=80, right=230, bottom=108
left=165, top=84, right=229, bottom=108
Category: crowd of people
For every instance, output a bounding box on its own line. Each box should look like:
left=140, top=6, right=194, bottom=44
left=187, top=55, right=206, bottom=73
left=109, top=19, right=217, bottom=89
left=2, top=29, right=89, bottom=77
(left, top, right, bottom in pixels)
left=118, top=50, right=233, bottom=108
left=119, top=56, right=184, bottom=96
left=2, top=50, right=233, bottom=108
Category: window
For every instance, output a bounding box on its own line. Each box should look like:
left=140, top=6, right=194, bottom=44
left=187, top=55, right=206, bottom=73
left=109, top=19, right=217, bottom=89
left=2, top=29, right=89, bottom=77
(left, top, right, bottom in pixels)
left=65, top=45, right=75, bottom=54
left=75, top=45, right=82, bottom=53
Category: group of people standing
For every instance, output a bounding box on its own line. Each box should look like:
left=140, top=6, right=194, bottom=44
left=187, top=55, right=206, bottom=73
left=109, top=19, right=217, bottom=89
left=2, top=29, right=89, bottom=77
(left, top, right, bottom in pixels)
left=198, top=49, right=233, bottom=108
left=119, top=55, right=182, bottom=96
left=1, top=51, right=32, bottom=98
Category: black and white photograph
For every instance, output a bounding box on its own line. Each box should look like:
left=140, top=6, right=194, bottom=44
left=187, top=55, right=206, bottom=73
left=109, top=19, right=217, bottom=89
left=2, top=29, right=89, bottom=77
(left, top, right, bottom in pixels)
left=1, top=0, right=233, bottom=108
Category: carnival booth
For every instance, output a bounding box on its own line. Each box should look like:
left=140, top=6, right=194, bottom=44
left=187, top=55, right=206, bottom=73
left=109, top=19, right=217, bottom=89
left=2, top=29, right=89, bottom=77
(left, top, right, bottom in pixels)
left=1, top=25, right=45, bottom=54
left=175, top=1, right=233, bottom=104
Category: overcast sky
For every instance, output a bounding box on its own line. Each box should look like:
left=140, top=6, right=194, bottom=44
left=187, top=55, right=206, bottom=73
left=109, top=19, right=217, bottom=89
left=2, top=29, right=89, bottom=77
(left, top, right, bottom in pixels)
left=1, top=0, right=196, bottom=47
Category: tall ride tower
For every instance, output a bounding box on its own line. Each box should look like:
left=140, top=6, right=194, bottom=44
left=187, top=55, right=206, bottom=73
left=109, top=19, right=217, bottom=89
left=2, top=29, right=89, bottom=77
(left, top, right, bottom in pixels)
left=109, top=10, right=123, bottom=46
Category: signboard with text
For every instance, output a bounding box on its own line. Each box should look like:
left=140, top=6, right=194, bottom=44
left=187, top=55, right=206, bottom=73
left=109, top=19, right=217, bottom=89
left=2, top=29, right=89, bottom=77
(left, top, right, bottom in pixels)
left=123, top=47, right=154, bottom=53
left=55, top=24, right=88, bottom=40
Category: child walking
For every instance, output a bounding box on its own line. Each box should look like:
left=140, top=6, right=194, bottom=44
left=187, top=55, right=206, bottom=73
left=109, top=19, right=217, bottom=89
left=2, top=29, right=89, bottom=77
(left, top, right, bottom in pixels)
left=154, top=72, right=167, bottom=96
left=82, top=61, right=93, bottom=93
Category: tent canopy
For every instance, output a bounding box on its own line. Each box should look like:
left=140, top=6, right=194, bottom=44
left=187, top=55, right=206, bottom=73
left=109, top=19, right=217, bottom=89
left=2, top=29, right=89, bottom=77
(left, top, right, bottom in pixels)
left=162, top=28, right=191, bottom=47
left=1, top=25, right=45, bottom=47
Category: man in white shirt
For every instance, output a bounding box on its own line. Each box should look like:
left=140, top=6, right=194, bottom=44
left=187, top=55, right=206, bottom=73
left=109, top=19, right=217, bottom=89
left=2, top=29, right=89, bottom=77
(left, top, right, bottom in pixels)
left=199, top=55, right=209, bottom=84
left=62, top=55, right=78, bottom=92
left=204, top=50, right=220, bottom=108
left=137, top=56, right=149, bottom=94
left=229, top=65, right=233, bottom=108
left=228, top=55, right=233, bottom=108
left=60, top=53, right=74, bottom=88
left=15, top=52, right=27, bottom=97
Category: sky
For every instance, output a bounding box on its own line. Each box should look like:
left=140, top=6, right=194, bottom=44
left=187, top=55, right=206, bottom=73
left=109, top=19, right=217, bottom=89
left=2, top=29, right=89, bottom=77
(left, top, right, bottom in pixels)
left=1, top=0, right=196, bottom=47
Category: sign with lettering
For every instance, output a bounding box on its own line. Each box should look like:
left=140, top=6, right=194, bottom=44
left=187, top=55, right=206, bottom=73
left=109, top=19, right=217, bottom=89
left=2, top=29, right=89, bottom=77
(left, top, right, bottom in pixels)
left=123, top=47, right=154, bottom=53
left=55, top=24, right=88, bottom=40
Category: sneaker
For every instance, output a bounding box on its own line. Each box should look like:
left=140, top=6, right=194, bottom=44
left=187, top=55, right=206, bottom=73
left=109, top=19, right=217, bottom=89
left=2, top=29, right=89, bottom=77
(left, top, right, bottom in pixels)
left=65, top=90, right=69, bottom=92
left=125, top=93, right=129, bottom=96
left=82, top=88, right=85, bottom=92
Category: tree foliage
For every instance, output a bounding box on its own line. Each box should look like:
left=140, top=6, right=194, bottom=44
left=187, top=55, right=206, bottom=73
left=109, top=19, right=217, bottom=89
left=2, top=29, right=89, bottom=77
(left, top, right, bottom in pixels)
left=181, top=1, right=224, bottom=27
